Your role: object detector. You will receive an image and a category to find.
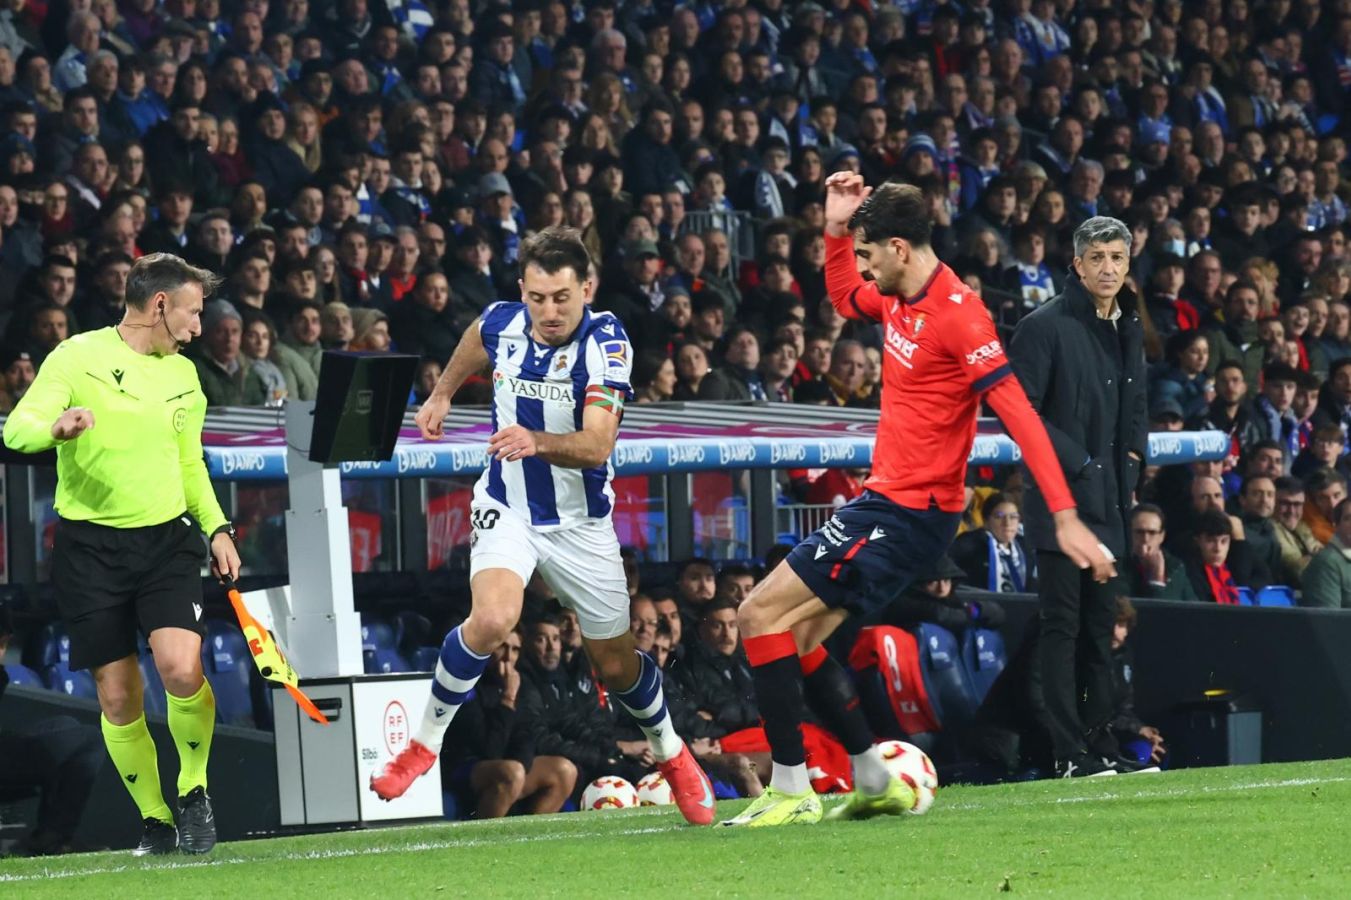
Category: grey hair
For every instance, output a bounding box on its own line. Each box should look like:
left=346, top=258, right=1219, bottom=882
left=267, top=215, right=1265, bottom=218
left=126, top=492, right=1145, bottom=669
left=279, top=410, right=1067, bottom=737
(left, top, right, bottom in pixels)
left=126, top=253, right=225, bottom=311
left=1071, top=158, right=1105, bottom=180
left=1073, top=216, right=1133, bottom=258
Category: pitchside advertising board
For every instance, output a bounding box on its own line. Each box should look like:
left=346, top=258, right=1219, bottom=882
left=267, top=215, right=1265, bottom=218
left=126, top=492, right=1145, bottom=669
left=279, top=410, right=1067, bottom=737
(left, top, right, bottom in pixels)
left=203, top=426, right=1230, bottom=482
left=274, top=673, right=441, bottom=825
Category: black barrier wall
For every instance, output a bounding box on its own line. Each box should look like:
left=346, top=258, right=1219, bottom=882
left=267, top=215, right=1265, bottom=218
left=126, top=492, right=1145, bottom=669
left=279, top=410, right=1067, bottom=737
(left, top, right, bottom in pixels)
left=957, top=595, right=1351, bottom=764
left=0, top=687, right=278, bottom=850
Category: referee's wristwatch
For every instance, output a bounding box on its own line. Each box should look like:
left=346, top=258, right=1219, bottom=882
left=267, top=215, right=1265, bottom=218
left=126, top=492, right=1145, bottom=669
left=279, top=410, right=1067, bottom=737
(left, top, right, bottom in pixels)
left=211, top=522, right=238, bottom=543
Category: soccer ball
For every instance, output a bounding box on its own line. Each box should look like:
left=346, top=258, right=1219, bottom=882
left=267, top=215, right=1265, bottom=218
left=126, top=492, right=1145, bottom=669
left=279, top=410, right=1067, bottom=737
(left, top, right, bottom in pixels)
left=877, top=740, right=939, bottom=815
left=582, top=776, right=639, bottom=810
left=636, top=771, right=674, bottom=806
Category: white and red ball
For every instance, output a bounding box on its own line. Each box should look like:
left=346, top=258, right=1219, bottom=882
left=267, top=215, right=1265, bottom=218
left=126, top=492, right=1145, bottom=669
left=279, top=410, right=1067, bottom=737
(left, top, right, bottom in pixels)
left=636, top=771, right=674, bottom=806
left=582, top=776, right=639, bottom=810
left=876, top=740, right=939, bottom=814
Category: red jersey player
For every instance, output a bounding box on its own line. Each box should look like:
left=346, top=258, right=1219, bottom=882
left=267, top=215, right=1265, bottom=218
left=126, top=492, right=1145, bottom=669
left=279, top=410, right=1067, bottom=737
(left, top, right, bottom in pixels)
left=722, top=174, right=1115, bottom=828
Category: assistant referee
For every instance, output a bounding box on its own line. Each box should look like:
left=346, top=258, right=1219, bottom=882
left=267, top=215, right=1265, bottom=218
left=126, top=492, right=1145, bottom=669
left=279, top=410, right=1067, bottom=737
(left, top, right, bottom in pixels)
left=3, top=253, right=242, bottom=856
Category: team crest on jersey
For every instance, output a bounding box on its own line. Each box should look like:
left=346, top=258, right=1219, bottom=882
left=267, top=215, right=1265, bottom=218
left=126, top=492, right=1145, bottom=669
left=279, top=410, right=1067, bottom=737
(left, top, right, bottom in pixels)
left=913, top=314, right=926, bottom=336
left=554, top=353, right=569, bottom=371
left=493, top=370, right=505, bottom=390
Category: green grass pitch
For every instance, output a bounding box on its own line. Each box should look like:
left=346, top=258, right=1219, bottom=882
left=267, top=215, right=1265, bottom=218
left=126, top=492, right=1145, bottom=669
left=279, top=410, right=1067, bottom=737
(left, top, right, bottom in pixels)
left=3, top=759, right=1350, bottom=897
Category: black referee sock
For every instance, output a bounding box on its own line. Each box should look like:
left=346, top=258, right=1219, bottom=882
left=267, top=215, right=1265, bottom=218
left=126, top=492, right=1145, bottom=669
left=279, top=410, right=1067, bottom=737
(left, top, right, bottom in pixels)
left=801, top=646, right=875, bottom=756
left=744, top=632, right=808, bottom=773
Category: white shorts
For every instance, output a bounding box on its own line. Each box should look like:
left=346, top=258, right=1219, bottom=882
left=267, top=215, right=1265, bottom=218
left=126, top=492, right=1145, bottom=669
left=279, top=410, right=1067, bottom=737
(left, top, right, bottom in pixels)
left=468, top=499, right=630, bottom=640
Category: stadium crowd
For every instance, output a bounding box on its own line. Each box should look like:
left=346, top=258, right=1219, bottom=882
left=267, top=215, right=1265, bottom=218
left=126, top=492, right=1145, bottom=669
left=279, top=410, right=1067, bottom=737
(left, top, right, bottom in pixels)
left=1, top=0, right=1346, bottom=595
left=1, top=0, right=1351, bottom=832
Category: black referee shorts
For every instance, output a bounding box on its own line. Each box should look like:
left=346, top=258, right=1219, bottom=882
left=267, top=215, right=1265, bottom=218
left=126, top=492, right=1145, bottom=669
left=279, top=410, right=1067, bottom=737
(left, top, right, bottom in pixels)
left=52, top=514, right=208, bottom=671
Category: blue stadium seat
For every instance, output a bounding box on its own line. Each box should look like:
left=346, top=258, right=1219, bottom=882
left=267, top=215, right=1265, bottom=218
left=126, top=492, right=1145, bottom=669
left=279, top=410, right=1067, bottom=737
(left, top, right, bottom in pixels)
left=1256, top=586, right=1295, bottom=608
left=5, top=663, right=46, bottom=688
left=410, top=646, right=439, bottom=673
left=44, top=662, right=96, bottom=700
left=914, top=623, right=980, bottom=727
left=202, top=620, right=256, bottom=728
left=361, top=616, right=396, bottom=653
left=392, top=611, right=433, bottom=656
left=1236, top=587, right=1256, bottom=606
left=139, top=654, right=168, bottom=716
left=23, top=622, right=71, bottom=670
left=364, top=648, right=410, bottom=674
left=961, top=627, right=1007, bottom=703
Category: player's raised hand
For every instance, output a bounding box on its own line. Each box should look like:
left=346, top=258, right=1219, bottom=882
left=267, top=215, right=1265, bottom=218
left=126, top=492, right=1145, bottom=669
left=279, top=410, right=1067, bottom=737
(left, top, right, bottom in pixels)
left=488, top=424, right=538, bottom=461
left=824, top=172, right=872, bottom=236
left=1053, top=510, right=1117, bottom=583
left=415, top=393, right=451, bottom=441
left=51, top=407, right=95, bottom=441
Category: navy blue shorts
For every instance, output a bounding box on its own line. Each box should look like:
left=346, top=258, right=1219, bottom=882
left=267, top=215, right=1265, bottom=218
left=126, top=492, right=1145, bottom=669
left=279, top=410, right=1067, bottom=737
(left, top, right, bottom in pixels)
left=785, top=491, right=961, bottom=616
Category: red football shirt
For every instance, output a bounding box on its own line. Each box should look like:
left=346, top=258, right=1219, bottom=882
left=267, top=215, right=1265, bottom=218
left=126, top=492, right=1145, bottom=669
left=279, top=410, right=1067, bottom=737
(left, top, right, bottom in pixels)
left=825, top=232, right=1074, bottom=514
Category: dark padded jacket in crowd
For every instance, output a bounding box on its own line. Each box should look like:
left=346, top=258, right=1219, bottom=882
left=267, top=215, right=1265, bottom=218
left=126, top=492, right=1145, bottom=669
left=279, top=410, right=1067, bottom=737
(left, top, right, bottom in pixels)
left=515, top=651, right=618, bottom=775
left=672, top=640, right=761, bottom=737
left=1008, top=271, right=1149, bottom=559
left=442, top=675, right=535, bottom=769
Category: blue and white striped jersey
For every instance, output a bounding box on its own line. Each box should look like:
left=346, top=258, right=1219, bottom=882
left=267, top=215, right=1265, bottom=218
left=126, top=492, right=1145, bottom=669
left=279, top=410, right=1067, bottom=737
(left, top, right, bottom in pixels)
left=474, top=301, right=634, bottom=530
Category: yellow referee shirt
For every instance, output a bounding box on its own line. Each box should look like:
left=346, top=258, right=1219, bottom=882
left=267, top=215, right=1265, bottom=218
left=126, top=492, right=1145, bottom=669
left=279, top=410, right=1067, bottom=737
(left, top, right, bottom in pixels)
left=2, top=327, right=228, bottom=535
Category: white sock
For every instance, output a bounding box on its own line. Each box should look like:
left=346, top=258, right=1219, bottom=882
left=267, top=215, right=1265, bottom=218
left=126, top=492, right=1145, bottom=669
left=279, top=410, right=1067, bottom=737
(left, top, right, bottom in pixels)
left=852, top=746, right=893, bottom=795
left=638, top=707, right=683, bottom=762
left=769, top=762, right=811, bottom=795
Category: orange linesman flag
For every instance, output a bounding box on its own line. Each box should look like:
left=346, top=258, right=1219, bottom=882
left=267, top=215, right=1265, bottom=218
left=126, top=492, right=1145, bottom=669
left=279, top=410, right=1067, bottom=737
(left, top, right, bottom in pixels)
left=224, top=580, right=329, bottom=725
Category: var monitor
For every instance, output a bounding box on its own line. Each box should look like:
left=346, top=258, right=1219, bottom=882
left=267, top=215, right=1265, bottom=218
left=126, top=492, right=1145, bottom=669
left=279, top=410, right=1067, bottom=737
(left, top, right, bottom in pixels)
left=309, top=351, right=419, bottom=464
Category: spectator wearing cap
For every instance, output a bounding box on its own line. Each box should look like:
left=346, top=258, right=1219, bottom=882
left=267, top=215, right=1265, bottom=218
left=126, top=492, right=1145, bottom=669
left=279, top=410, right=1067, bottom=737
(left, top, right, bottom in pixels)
left=350, top=307, right=391, bottom=352
left=1151, top=332, right=1212, bottom=423
left=697, top=324, right=767, bottom=401
left=0, top=346, right=35, bottom=413
left=364, top=222, right=397, bottom=309
left=447, top=225, right=510, bottom=317
left=595, top=238, right=663, bottom=330
left=194, top=299, right=270, bottom=407
left=1301, top=498, right=1351, bottom=609
left=319, top=301, right=354, bottom=350
left=474, top=171, right=524, bottom=270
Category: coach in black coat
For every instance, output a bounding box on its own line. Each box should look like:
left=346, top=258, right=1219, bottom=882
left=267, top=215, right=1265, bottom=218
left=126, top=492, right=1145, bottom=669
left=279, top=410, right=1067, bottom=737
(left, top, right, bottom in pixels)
left=1006, top=216, right=1148, bottom=775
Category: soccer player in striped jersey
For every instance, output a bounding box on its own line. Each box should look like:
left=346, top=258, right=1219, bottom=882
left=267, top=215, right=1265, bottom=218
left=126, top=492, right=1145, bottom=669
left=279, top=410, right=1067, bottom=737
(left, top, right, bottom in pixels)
left=371, top=227, right=715, bottom=825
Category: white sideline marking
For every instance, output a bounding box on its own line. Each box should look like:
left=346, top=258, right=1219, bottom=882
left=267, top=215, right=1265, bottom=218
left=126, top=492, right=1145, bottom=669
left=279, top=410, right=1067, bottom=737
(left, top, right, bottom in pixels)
left=940, top=775, right=1351, bottom=811
left=4, top=774, right=1346, bottom=883
left=0, top=824, right=680, bottom=883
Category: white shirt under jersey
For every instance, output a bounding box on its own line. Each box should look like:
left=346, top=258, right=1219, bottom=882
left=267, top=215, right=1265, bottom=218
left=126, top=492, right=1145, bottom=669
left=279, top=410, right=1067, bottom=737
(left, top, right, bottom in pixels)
left=474, top=300, right=634, bottom=530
